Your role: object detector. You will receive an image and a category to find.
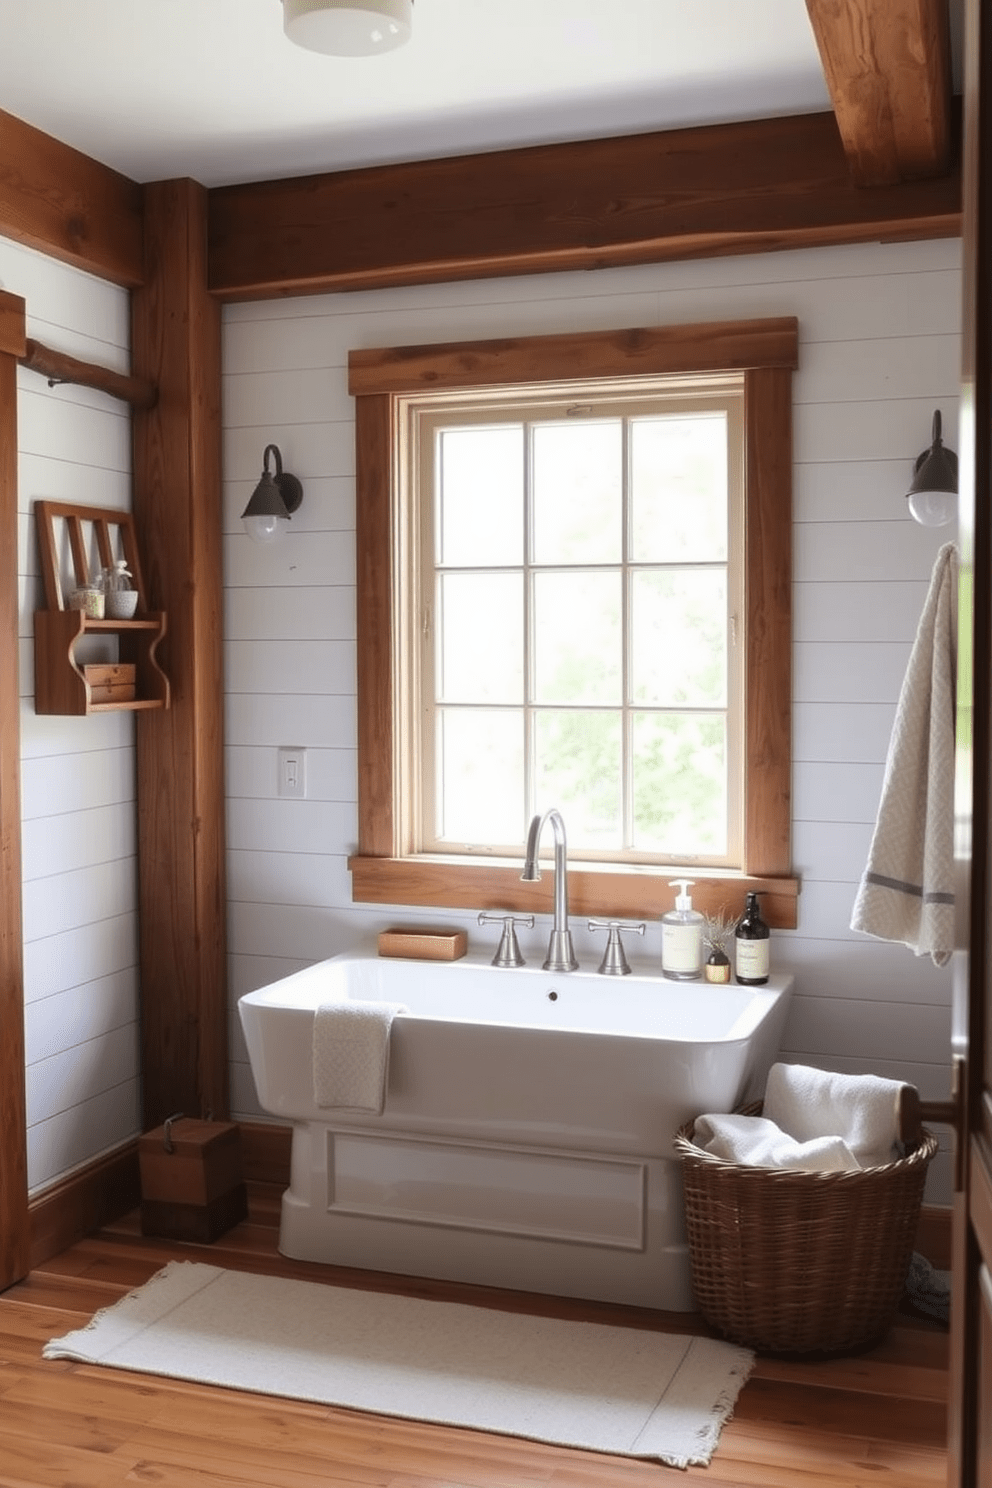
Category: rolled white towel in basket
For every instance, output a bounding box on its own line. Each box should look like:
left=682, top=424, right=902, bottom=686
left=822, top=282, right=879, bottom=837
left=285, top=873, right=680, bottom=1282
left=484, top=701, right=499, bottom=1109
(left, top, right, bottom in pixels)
left=763, top=1062, right=907, bottom=1169
left=692, top=1112, right=859, bottom=1172
left=313, top=1000, right=407, bottom=1114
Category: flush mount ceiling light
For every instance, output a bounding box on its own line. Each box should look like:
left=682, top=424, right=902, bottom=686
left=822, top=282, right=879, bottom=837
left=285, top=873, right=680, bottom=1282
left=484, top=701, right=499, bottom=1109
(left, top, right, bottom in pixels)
left=283, top=0, right=412, bottom=55
left=241, top=444, right=304, bottom=545
left=906, top=409, right=958, bottom=528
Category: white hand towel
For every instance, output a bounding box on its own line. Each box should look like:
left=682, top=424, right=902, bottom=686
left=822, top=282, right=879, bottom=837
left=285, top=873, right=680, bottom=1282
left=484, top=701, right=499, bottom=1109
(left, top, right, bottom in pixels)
left=850, top=541, right=957, bottom=965
left=763, top=1062, right=906, bottom=1168
left=693, top=1112, right=860, bottom=1172
left=313, top=1000, right=407, bottom=1114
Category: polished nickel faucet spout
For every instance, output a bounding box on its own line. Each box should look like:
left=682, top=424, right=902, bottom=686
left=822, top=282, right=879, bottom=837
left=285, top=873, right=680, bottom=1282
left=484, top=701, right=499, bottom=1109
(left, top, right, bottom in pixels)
left=521, top=808, right=579, bottom=972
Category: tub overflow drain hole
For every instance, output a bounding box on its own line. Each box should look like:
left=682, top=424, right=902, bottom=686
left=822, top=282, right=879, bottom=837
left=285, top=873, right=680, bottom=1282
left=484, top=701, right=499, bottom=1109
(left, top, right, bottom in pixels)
left=547, top=990, right=558, bottom=1001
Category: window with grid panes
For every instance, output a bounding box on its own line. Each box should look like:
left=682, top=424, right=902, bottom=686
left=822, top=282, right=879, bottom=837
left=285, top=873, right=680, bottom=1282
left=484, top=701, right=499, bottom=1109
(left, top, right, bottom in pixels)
left=347, top=318, right=799, bottom=929
left=413, top=381, right=744, bottom=866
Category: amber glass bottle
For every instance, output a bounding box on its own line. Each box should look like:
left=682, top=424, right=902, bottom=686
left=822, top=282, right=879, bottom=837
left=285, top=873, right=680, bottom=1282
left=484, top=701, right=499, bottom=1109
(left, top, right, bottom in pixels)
left=734, top=891, right=770, bottom=985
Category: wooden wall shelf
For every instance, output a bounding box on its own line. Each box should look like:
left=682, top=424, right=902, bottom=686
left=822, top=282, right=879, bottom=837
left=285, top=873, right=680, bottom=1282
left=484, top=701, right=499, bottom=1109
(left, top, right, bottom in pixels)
left=32, top=500, right=170, bottom=716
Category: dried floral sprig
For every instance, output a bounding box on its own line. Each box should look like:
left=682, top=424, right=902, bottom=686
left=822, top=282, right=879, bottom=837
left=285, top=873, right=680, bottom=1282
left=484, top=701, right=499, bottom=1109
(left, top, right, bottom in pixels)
left=701, top=906, right=736, bottom=953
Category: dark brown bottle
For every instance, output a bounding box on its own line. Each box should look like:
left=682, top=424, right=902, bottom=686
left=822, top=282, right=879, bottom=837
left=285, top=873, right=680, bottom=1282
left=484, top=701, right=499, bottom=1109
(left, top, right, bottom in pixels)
left=734, top=891, right=769, bottom=985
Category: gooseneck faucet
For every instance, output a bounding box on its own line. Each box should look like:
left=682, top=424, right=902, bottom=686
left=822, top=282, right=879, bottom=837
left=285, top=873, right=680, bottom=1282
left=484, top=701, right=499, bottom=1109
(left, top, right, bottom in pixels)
left=521, top=808, right=579, bottom=972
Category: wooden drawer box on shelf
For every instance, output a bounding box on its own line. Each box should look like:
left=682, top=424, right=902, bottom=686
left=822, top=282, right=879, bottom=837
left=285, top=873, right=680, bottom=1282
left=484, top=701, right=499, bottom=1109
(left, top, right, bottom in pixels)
left=82, top=663, right=136, bottom=703
left=32, top=500, right=170, bottom=716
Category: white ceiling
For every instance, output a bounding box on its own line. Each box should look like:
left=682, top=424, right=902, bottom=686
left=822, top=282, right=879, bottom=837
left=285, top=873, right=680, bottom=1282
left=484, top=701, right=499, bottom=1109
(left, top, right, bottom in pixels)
left=0, top=0, right=838, bottom=188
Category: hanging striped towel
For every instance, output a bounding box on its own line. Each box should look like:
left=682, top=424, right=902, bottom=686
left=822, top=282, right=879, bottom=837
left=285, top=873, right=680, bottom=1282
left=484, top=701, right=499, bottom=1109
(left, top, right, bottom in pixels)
left=850, top=542, right=958, bottom=965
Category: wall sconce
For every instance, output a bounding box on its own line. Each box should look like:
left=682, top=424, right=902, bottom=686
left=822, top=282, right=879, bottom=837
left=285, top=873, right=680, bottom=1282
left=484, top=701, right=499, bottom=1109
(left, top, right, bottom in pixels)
left=241, top=445, right=304, bottom=544
left=283, top=0, right=413, bottom=55
left=906, top=410, right=958, bottom=528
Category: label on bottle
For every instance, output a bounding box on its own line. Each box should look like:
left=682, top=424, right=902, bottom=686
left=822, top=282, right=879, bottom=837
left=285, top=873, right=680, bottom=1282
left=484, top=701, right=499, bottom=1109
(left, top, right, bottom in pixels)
left=662, top=921, right=702, bottom=976
left=735, top=936, right=770, bottom=980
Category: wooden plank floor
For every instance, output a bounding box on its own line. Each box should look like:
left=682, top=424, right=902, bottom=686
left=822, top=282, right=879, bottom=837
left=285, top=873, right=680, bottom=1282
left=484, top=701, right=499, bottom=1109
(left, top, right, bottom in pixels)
left=0, top=1181, right=949, bottom=1488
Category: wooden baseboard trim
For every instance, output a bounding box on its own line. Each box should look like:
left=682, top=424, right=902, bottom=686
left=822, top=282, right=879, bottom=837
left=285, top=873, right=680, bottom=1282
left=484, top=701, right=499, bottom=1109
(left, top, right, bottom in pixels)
left=29, top=1140, right=141, bottom=1270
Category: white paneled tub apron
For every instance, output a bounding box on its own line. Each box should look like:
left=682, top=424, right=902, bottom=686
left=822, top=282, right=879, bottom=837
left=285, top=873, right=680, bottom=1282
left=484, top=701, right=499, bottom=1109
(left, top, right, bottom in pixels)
left=239, top=953, right=793, bottom=1311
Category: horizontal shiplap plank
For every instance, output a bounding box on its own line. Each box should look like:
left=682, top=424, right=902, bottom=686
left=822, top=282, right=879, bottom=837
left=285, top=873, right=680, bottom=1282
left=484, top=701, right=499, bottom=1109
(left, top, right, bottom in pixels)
left=222, top=420, right=356, bottom=484
left=21, top=801, right=135, bottom=882
left=795, top=519, right=954, bottom=583
left=226, top=799, right=357, bottom=857
left=224, top=585, right=355, bottom=643
left=793, top=701, right=896, bottom=763
left=792, top=819, right=874, bottom=883
left=26, top=1022, right=140, bottom=1126
left=20, top=858, right=137, bottom=944
left=795, top=394, right=960, bottom=467
left=227, top=899, right=363, bottom=962
left=16, top=384, right=131, bottom=470
left=775, top=934, right=953, bottom=1005
left=0, top=235, right=129, bottom=349
left=228, top=952, right=315, bottom=1001
left=223, top=365, right=351, bottom=429
left=21, top=914, right=138, bottom=1006
left=23, top=969, right=139, bottom=1064
left=224, top=639, right=356, bottom=696
left=792, top=761, right=884, bottom=823
left=782, top=991, right=951, bottom=1065
left=225, top=691, right=358, bottom=750
left=794, top=578, right=932, bottom=640
left=794, top=333, right=960, bottom=405
left=793, top=642, right=910, bottom=703
left=227, top=848, right=353, bottom=908
left=26, top=1080, right=141, bottom=1196
left=21, top=746, right=135, bottom=820
left=224, top=528, right=355, bottom=590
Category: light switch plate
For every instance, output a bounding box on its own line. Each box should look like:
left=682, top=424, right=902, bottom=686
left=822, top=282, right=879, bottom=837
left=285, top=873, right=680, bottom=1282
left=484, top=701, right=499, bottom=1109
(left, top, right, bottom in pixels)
left=277, top=746, right=306, bottom=799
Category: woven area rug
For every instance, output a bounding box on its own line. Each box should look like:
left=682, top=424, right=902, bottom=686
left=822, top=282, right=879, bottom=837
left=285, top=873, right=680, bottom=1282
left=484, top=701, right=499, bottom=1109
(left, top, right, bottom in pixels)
left=43, top=1260, right=752, bottom=1469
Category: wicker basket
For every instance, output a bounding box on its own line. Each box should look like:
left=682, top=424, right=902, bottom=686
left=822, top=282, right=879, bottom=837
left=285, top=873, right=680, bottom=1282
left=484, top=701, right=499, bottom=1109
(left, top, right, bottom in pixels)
left=673, top=1102, right=938, bottom=1356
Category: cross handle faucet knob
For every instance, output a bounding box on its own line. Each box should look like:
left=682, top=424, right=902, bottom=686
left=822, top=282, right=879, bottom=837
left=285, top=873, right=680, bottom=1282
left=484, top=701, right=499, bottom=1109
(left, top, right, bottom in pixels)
left=588, top=918, right=646, bottom=976
left=478, top=912, right=535, bottom=968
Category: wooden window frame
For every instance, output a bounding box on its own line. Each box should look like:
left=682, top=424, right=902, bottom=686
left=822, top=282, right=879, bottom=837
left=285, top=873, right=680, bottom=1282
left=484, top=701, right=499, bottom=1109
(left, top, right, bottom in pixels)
left=348, top=317, right=800, bottom=929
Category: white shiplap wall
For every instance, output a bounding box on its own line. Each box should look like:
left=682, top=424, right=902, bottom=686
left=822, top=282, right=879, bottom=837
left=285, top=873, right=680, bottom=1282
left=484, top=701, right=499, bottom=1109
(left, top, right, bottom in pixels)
left=3, top=236, right=142, bottom=1195
left=222, top=237, right=962, bottom=1203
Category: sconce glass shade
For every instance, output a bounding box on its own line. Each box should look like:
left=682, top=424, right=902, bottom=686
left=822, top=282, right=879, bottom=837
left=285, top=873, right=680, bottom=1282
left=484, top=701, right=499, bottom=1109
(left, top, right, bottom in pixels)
left=283, top=0, right=412, bottom=55
left=907, top=410, right=958, bottom=527
left=241, top=444, right=303, bottom=544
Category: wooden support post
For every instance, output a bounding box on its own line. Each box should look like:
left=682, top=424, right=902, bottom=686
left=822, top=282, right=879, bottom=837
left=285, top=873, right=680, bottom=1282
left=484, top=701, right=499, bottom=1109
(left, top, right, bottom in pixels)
left=131, top=180, right=227, bottom=1128
left=0, top=289, right=29, bottom=1290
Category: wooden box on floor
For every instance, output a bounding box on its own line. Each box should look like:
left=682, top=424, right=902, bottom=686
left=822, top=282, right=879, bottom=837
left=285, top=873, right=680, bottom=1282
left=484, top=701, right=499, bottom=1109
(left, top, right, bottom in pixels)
left=139, top=1118, right=248, bottom=1243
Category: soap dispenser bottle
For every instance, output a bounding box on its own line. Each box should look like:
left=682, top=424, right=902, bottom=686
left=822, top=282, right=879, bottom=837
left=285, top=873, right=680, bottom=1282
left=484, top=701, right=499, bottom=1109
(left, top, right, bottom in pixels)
left=661, top=879, right=704, bottom=981
left=734, top=891, right=770, bottom=985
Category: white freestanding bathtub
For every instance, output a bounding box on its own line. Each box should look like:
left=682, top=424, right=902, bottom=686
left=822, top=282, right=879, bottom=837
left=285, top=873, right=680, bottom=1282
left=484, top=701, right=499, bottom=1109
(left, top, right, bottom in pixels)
left=239, top=952, right=793, bottom=1311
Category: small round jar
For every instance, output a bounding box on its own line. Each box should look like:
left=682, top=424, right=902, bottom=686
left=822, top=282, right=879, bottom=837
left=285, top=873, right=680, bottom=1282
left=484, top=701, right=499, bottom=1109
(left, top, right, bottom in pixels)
left=704, top=949, right=732, bottom=984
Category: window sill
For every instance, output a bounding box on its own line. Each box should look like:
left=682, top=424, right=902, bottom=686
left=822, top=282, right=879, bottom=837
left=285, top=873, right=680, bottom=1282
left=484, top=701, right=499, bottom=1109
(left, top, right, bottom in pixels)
left=348, top=855, right=800, bottom=930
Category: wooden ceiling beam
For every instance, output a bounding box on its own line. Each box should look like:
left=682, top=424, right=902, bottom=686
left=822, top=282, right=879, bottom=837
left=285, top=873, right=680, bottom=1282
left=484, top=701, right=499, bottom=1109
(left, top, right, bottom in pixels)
left=0, top=109, right=143, bottom=287
left=208, top=109, right=961, bottom=302
left=805, top=0, right=954, bottom=185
